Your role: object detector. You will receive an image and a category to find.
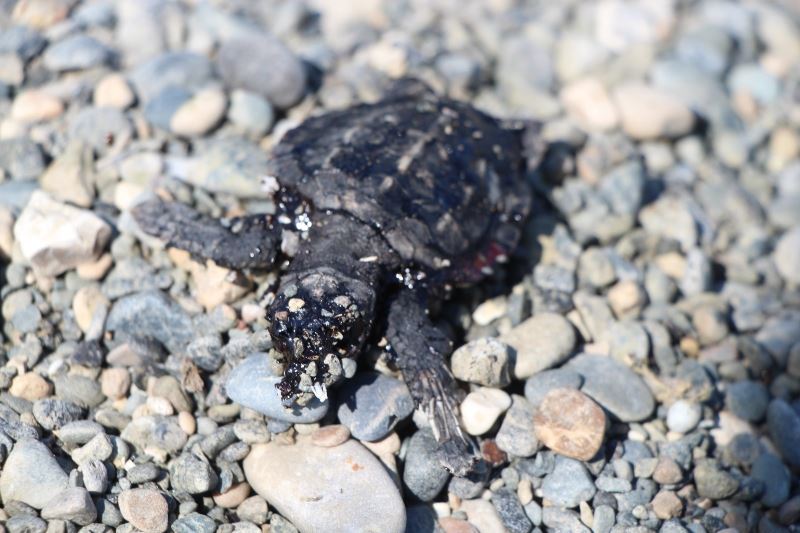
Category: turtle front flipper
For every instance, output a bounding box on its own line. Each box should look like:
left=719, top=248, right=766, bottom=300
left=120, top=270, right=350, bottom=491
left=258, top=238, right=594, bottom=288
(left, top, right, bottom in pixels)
left=132, top=198, right=280, bottom=270
left=386, top=289, right=481, bottom=476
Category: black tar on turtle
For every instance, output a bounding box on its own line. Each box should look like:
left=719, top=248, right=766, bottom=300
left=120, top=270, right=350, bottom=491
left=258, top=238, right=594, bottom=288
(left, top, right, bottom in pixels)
left=132, top=78, right=531, bottom=475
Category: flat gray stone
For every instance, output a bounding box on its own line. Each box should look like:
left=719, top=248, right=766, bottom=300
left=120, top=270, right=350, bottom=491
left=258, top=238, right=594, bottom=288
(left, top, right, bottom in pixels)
left=0, top=439, right=69, bottom=509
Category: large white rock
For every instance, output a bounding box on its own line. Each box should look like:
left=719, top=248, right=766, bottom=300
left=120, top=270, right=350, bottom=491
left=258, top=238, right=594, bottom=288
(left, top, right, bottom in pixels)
left=244, top=438, right=405, bottom=533
left=0, top=439, right=69, bottom=509
left=13, top=191, right=111, bottom=277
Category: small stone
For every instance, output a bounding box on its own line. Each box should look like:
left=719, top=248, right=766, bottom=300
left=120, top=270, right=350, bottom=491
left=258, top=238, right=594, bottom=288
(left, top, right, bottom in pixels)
left=692, top=305, right=729, bottom=346
left=121, top=415, right=187, bottom=454
left=71, top=432, right=113, bottom=464
left=751, top=453, right=790, bottom=508
left=186, top=138, right=273, bottom=197
left=666, top=400, right=702, bottom=433
left=170, top=87, right=227, bottom=136
left=726, top=380, right=769, bottom=422
left=13, top=191, right=111, bottom=277
left=228, top=89, right=274, bottom=136
left=613, top=83, right=695, bottom=140
left=106, top=290, right=194, bottom=354
left=32, top=398, right=85, bottom=430
left=9, top=372, right=52, bottom=400
left=216, top=34, right=306, bottom=109
left=495, top=395, right=539, bottom=458
left=80, top=458, right=109, bottom=493
left=0, top=138, right=44, bottom=181
left=451, top=337, right=512, bottom=387
left=72, top=284, right=109, bottom=333
left=652, top=490, right=683, bottom=519
left=171, top=512, right=216, bottom=533
left=607, top=280, right=647, bottom=319
left=227, top=353, right=328, bottom=422
left=567, top=354, right=654, bottom=422
left=492, top=488, right=533, bottom=533
left=41, top=487, right=96, bottom=525
left=245, top=438, right=405, bottom=533
left=43, top=34, right=112, bottom=71
left=541, top=456, right=596, bottom=508
left=608, top=321, right=650, bottom=365
left=501, top=313, right=576, bottom=379
left=94, top=73, right=135, bottom=109
left=0, top=439, right=69, bottom=509
left=40, top=141, right=94, bottom=207
left=524, top=368, right=583, bottom=408
left=460, top=498, right=508, bottom=533
left=55, top=420, right=105, bottom=446
left=169, top=452, right=218, bottom=494
left=767, top=399, right=800, bottom=468
left=237, top=495, right=269, bottom=525
left=460, top=387, right=512, bottom=436
left=652, top=457, right=683, bottom=485
left=10, top=89, right=63, bottom=122
left=100, top=367, right=131, bottom=400
left=337, top=371, right=413, bottom=441
left=694, top=460, right=739, bottom=500
left=639, top=196, right=697, bottom=251
left=311, top=424, right=350, bottom=447
left=560, top=77, right=618, bottom=131
left=403, top=428, right=451, bottom=502
left=595, top=476, right=631, bottom=493
left=213, top=482, right=252, bottom=509
left=774, top=227, right=800, bottom=285
left=118, top=488, right=169, bottom=533
left=5, top=515, right=47, bottom=532
left=534, top=388, right=606, bottom=461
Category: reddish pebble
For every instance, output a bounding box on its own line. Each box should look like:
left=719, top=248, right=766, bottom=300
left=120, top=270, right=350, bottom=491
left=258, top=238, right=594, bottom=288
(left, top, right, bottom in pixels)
left=534, top=388, right=606, bottom=461
left=311, top=424, right=350, bottom=447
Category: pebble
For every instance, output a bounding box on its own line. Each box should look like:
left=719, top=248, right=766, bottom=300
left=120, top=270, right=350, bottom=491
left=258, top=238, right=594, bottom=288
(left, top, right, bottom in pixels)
left=69, top=107, right=133, bottom=157
left=129, top=51, right=215, bottom=103
left=71, top=432, right=113, bottom=464
left=0, top=439, right=69, bottom=509
left=100, top=367, right=131, bottom=399
left=5, top=515, right=47, bottom=532
left=541, top=456, right=597, bottom=508
left=567, top=354, right=655, bottom=422
left=403, top=428, right=451, bottom=502
left=172, top=512, right=217, bottom=533
left=652, top=490, right=683, bottom=520
left=43, top=34, right=112, bottom=71
left=491, top=488, right=532, bottom=533
left=80, top=458, right=109, bottom=493
left=170, top=87, right=228, bottom=136
left=666, top=400, right=702, bottom=433
left=120, top=415, right=187, bottom=454
left=0, top=25, right=46, bottom=60
left=694, top=460, right=739, bottom=500
left=773, top=227, right=800, bottom=285
left=185, top=138, right=272, bottom=197
left=144, top=85, right=191, bottom=130
left=228, top=89, right=274, bottom=136
left=94, top=73, right=135, bottom=109
left=751, top=453, right=790, bottom=508
left=33, top=398, right=85, bottom=430
left=560, top=77, right=619, bottom=131
left=451, top=337, right=512, bottom=387
left=613, top=83, right=695, bottom=139
left=692, top=305, right=729, bottom=346
left=10, top=89, right=63, bottom=122
left=523, top=368, right=583, bottom=408
left=55, top=420, right=104, bottom=445
left=500, top=313, right=576, bottom=379
left=216, top=34, right=306, bottom=109
left=337, top=371, right=413, bottom=441
left=725, top=380, right=769, bottom=422
left=460, top=387, right=512, bottom=436
left=226, top=353, right=328, bottom=423
left=766, top=399, right=800, bottom=468
left=311, top=424, right=350, bottom=447
left=105, top=290, right=194, bottom=354
left=237, top=495, right=269, bottom=525
left=170, top=452, right=219, bottom=494
left=0, top=138, right=45, bottom=181
left=652, top=457, right=683, bottom=485
left=214, top=482, right=252, bottom=508
left=9, top=371, right=52, bottom=400
left=495, top=395, right=539, bottom=457
left=41, top=487, right=96, bottom=525
left=245, top=438, right=405, bottom=533
left=118, top=488, right=169, bottom=533
left=534, top=388, right=606, bottom=461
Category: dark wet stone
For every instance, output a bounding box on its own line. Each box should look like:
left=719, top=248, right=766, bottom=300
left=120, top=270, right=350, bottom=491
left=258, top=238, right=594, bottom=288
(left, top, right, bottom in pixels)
left=752, top=453, right=790, bottom=508
left=403, top=428, right=450, bottom=502
left=337, top=372, right=414, bottom=442
left=767, top=399, right=800, bottom=468
left=492, top=488, right=532, bottom=533
left=726, top=380, right=769, bottom=422
left=405, top=504, right=440, bottom=533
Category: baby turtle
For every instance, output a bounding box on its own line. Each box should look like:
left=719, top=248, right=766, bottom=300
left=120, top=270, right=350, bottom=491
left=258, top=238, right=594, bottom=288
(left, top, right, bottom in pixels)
left=133, top=78, right=531, bottom=475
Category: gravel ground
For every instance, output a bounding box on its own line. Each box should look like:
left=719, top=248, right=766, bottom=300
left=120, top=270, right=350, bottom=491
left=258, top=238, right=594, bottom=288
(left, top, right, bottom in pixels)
left=1, top=0, right=799, bottom=532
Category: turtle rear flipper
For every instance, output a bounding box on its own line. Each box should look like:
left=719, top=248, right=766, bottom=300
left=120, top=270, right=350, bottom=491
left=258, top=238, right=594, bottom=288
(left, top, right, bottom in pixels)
left=386, top=290, right=481, bottom=476
left=132, top=198, right=279, bottom=270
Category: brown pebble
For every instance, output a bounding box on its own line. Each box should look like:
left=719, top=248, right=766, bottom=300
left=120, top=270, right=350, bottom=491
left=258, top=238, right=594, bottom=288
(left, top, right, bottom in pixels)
left=652, top=490, right=683, bottom=519
left=480, top=439, right=507, bottom=466
left=439, top=517, right=479, bottom=533
left=213, top=482, right=251, bottom=508
left=534, top=388, right=606, bottom=461
left=9, top=372, right=52, bottom=400
left=652, top=456, right=683, bottom=485
left=118, top=489, right=168, bottom=533
left=311, top=425, right=350, bottom=447
left=100, top=367, right=131, bottom=400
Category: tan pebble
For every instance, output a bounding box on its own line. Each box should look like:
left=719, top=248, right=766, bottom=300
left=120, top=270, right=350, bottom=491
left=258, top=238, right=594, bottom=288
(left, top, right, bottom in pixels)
left=132, top=404, right=150, bottom=419
left=652, top=490, right=683, bottom=519
left=534, top=388, right=607, bottom=461
left=241, top=303, right=264, bottom=323
left=178, top=411, right=196, bottom=435
left=100, top=367, right=131, bottom=400
left=613, top=83, right=694, bottom=140
left=0, top=118, right=27, bottom=138
left=11, top=89, right=63, bottom=122
left=188, top=260, right=251, bottom=310
left=680, top=337, right=700, bottom=358
left=72, top=284, right=109, bottom=333
left=170, top=87, right=227, bottom=137
left=517, top=479, right=533, bottom=506
left=361, top=431, right=401, bottom=456
left=0, top=53, right=24, bottom=85
left=560, top=77, right=619, bottom=131
left=652, top=457, right=683, bottom=485
left=655, top=252, right=686, bottom=280
left=114, top=182, right=145, bottom=211
left=9, top=372, right=52, bottom=400
left=580, top=501, right=593, bottom=528
left=439, top=517, right=479, bottom=533
left=77, top=253, right=113, bottom=280
left=213, top=482, right=251, bottom=508
left=607, top=280, right=647, bottom=319
left=118, top=488, right=169, bottom=533
left=311, top=424, right=350, bottom=447
left=94, top=73, right=135, bottom=109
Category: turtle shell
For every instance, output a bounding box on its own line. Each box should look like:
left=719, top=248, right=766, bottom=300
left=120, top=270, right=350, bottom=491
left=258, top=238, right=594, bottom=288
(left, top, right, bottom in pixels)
left=269, top=79, right=531, bottom=280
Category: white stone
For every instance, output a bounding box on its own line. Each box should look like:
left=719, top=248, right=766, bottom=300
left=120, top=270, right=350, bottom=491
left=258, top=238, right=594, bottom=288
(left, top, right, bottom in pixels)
left=501, top=313, right=577, bottom=379
left=244, top=438, right=405, bottom=533
left=560, top=78, right=619, bottom=131
left=13, top=191, right=111, bottom=277
left=666, top=400, right=702, bottom=434
left=613, top=83, right=694, bottom=140
left=170, top=87, right=227, bottom=137
left=460, top=387, right=512, bottom=436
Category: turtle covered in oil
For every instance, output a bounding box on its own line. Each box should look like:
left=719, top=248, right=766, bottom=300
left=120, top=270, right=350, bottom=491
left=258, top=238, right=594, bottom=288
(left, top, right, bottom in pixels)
left=133, top=78, right=531, bottom=475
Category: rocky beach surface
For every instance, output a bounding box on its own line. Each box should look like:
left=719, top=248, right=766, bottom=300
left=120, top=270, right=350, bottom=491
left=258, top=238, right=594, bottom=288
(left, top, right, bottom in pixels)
left=0, top=0, right=799, bottom=532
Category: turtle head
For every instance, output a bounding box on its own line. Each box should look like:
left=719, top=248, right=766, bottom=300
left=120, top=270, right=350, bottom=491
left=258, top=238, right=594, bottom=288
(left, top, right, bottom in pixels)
left=267, top=268, right=376, bottom=400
